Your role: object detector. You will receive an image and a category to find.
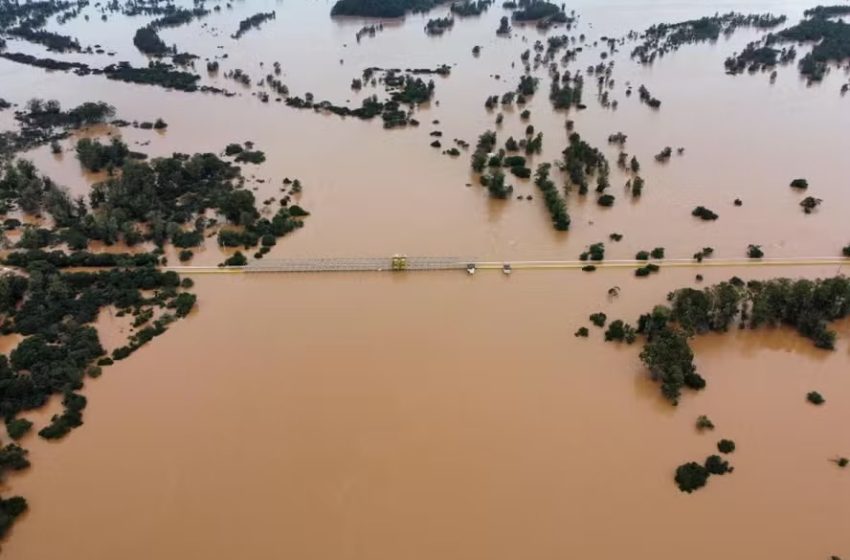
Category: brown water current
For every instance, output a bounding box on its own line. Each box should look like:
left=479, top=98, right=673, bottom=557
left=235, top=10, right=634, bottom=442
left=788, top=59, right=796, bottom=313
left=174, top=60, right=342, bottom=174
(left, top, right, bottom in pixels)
left=1, top=0, right=849, bottom=557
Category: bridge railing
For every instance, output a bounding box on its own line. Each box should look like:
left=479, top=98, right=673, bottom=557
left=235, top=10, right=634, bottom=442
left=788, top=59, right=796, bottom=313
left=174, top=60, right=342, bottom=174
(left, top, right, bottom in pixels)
left=244, top=256, right=472, bottom=273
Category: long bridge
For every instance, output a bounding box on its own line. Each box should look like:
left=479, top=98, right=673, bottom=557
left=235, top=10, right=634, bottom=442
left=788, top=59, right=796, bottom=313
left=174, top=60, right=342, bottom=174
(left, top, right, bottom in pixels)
left=163, top=256, right=850, bottom=275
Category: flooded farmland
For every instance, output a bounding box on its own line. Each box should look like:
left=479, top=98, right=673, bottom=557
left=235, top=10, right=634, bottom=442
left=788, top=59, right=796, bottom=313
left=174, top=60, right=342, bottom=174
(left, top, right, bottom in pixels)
left=0, top=0, right=849, bottom=558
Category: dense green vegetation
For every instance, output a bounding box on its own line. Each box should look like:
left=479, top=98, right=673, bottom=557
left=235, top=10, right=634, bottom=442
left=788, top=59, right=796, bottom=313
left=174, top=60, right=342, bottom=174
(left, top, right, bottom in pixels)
left=769, top=8, right=850, bottom=81
left=533, top=164, right=570, bottom=230
left=2, top=148, right=307, bottom=256
left=0, top=0, right=88, bottom=30
left=804, top=5, right=850, bottom=18
left=0, top=51, right=93, bottom=75
left=0, top=51, right=230, bottom=95
left=3, top=251, right=159, bottom=269
left=807, top=391, right=825, bottom=405
left=800, top=196, right=822, bottom=214
left=717, top=439, right=735, bottom=453
left=517, top=75, right=539, bottom=96
left=563, top=133, right=608, bottom=196
left=631, top=12, right=787, bottom=64
left=580, top=242, right=606, bottom=262
left=76, top=137, right=131, bottom=172
left=634, top=263, right=661, bottom=277
left=633, top=276, right=850, bottom=404
left=330, top=0, right=442, bottom=17
left=234, top=150, right=266, bottom=164
left=0, top=260, right=195, bottom=433
left=597, top=193, right=615, bottom=207
left=5, top=418, right=32, bottom=440
left=0, top=129, right=310, bottom=533
left=482, top=169, right=512, bottom=199
left=747, top=244, right=764, bottom=258
left=724, top=7, right=850, bottom=80
left=133, top=25, right=171, bottom=56
left=471, top=130, right=497, bottom=173
left=676, top=452, right=734, bottom=492
left=696, top=415, right=714, bottom=430
left=232, top=12, right=276, bottom=39
left=512, top=1, right=570, bottom=23
left=637, top=85, right=661, bottom=108
left=0, top=259, right=195, bottom=472
left=704, top=454, right=733, bottom=475
left=1, top=99, right=115, bottom=159
left=0, top=442, right=29, bottom=479
left=451, top=0, right=494, bottom=17
left=19, top=99, right=114, bottom=131
left=693, top=247, right=714, bottom=262
left=150, top=7, right=209, bottom=29
left=589, top=312, right=607, bottom=327
left=549, top=70, right=583, bottom=110
left=692, top=206, right=718, bottom=220
left=674, top=462, right=709, bottom=492
left=425, top=17, right=454, bottom=35
left=724, top=42, right=796, bottom=74
left=0, top=495, right=27, bottom=538
left=8, top=27, right=81, bottom=51
left=604, top=319, right=637, bottom=343
left=0, top=0, right=87, bottom=53
left=103, top=61, right=201, bottom=92
left=287, top=67, right=440, bottom=128
left=222, top=251, right=247, bottom=266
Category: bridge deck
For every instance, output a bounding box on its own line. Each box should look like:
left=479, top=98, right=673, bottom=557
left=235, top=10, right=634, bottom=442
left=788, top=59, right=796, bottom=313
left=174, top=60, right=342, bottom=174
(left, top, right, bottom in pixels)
left=163, top=256, right=850, bottom=275
left=244, top=257, right=471, bottom=272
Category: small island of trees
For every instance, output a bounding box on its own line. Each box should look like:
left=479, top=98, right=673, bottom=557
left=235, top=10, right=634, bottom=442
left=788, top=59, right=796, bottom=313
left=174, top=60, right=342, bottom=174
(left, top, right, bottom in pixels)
left=331, top=0, right=442, bottom=17
left=633, top=276, right=850, bottom=404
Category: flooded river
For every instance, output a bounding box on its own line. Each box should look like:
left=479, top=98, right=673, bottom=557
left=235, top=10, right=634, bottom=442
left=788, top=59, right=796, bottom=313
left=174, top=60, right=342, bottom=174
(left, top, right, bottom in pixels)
left=1, top=0, right=849, bottom=557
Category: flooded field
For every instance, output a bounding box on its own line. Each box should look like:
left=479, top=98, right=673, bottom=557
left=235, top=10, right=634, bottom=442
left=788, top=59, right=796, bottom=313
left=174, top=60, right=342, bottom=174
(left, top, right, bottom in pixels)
left=1, top=0, right=849, bottom=557
left=5, top=268, right=850, bottom=559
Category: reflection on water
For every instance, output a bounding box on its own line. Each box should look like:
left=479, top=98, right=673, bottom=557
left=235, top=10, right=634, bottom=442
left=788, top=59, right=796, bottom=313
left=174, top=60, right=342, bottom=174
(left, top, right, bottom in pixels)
left=1, top=0, right=850, bottom=558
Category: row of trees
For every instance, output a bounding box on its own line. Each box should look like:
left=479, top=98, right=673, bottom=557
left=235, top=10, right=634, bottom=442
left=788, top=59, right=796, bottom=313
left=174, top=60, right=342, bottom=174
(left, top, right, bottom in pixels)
left=534, top=164, right=570, bottom=230
left=8, top=26, right=81, bottom=51
left=232, top=11, right=276, bottom=39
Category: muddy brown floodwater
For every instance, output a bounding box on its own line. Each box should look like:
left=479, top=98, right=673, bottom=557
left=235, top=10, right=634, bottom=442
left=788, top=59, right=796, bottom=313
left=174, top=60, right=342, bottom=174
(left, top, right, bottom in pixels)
left=1, top=0, right=849, bottom=558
